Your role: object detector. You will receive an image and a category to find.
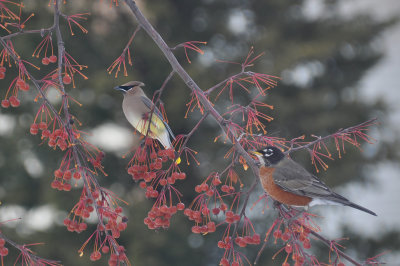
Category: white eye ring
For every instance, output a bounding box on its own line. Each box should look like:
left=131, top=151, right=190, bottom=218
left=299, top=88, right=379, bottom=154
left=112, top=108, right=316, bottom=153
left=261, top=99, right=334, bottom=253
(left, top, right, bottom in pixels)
left=264, top=148, right=274, bottom=157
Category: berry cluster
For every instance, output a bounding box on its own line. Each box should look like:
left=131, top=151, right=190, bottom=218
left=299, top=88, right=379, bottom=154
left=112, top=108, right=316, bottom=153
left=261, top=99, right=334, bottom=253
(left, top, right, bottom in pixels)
left=144, top=204, right=184, bottom=230
left=90, top=245, right=127, bottom=266
left=31, top=122, right=71, bottom=151
left=1, top=78, right=31, bottom=108
left=234, top=233, right=261, bottom=247
left=41, top=55, right=57, bottom=65
left=51, top=168, right=81, bottom=191
left=126, top=138, right=187, bottom=230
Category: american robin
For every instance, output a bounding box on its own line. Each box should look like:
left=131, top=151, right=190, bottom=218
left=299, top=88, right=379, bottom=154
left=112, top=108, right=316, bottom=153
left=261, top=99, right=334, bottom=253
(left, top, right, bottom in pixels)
left=250, top=146, right=376, bottom=216
left=114, top=81, right=180, bottom=164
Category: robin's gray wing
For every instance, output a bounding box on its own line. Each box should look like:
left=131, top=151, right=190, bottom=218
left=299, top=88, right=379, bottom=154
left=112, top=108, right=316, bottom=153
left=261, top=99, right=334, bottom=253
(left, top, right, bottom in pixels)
left=272, top=158, right=377, bottom=216
left=141, top=96, right=175, bottom=139
left=272, top=158, right=347, bottom=200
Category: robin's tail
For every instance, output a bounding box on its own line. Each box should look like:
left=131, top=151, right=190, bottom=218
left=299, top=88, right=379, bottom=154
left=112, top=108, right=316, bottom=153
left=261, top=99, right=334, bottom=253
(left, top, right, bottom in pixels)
left=345, top=201, right=377, bottom=216
left=331, top=192, right=377, bottom=216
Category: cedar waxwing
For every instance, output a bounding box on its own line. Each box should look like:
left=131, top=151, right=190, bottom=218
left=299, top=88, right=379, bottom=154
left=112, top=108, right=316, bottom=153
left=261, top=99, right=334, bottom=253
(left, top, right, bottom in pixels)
left=114, top=81, right=176, bottom=150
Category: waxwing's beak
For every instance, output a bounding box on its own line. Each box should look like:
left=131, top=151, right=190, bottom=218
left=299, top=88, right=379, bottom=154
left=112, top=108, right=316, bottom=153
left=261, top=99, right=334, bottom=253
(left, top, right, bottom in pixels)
left=114, top=85, right=126, bottom=92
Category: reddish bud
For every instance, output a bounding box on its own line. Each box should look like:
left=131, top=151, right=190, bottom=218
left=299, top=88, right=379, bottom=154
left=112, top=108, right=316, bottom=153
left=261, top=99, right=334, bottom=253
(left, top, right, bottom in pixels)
left=0, top=72, right=4, bottom=79
left=0, top=66, right=6, bottom=73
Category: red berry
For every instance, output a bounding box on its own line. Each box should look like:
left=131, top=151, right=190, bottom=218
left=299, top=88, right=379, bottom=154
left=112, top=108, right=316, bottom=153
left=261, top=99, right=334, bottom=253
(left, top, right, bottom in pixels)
left=221, top=185, right=229, bottom=192
left=195, top=185, right=202, bottom=193
left=285, top=244, right=292, bottom=253
left=49, top=55, right=57, bottom=63
left=212, top=177, right=222, bottom=186
left=54, top=169, right=63, bottom=178
left=273, top=229, right=282, bottom=239
left=20, top=83, right=30, bottom=91
left=73, top=172, right=81, bottom=179
left=102, top=245, right=110, bottom=253
left=42, top=57, right=50, bottom=65
left=30, top=124, right=39, bottom=135
left=63, top=74, right=72, bottom=84
left=63, top=183, right=72, bottom=191
left=90, top=251, right=101, bottom=261
left=0, top=239, right=5, bottom=247
left=177, top=202, right=185, bottom=210
left=252, top=234, right=261, bottom=244
left=63, top=218, right=71, bottom=226
left=1, top=100, right=10, bottom=108
left=16, top=79, right=25, bottom=88
left=178, top=172, right=186, bottom=180
left=282, top=232, right=290, bottom=241
left=212, top=208, right=220, bottom=215
left=303, top=239, right=311, bottom=249
left=0, top=72, right=5, bottom=79
left=220, top=258, right=229, bottom=266
left=78, top=222, right=87, bottom=231
left=9, top=96, right=20, bottom=107
left=0, top=66, right=6, bottom=73
left=159, top=178, right=167, bottom=186
left=63, top=170, right=72, bottom=180
left=0, top=247, right=8, bottom=256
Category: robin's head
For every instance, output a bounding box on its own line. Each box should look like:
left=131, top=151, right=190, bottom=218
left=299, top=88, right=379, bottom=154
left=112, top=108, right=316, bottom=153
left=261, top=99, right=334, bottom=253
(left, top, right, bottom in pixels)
left=114, top=81, right=145, bottom=94
left=250, top=146, right=285, bottom=166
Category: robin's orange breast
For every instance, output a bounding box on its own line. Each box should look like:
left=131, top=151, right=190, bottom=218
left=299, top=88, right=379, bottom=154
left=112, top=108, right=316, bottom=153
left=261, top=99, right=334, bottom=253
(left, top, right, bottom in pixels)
left=259, top=167, right=312, bottom=206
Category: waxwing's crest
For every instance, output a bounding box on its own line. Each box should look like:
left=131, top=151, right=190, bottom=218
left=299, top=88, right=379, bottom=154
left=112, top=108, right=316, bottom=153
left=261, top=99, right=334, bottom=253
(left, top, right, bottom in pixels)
left=114, top=81, right=145, bottom=92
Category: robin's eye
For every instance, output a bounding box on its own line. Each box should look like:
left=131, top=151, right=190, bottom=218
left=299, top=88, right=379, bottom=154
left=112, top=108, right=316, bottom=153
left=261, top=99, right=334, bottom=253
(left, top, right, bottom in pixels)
left=264, top=148, right=274, bottom=157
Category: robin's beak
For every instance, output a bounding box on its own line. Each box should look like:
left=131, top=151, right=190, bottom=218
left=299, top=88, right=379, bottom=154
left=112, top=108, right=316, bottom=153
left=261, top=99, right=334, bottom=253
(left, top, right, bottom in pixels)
left=249, top=151, right=261, bottom=156
left=249, top=151, right=262, bottom=167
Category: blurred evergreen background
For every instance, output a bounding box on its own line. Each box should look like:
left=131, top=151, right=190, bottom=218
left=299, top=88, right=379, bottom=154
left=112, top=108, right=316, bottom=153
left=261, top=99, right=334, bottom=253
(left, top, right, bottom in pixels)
left=0, top=0, right=399, bottom=265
